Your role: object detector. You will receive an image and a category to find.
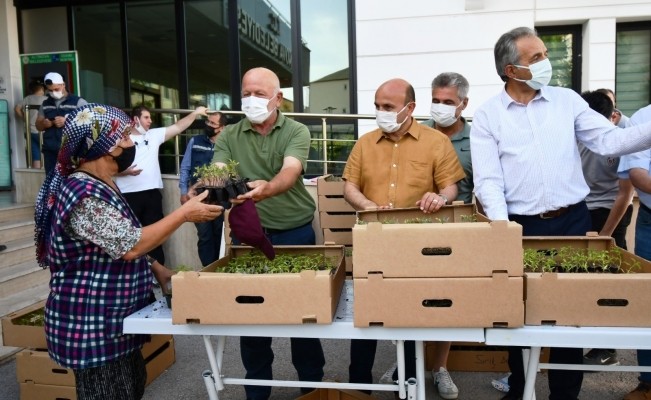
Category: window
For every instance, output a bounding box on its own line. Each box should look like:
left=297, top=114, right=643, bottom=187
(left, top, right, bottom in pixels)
left=537, top=25, right=582, bottom=92
left=616, top=22, right=651, bottom=118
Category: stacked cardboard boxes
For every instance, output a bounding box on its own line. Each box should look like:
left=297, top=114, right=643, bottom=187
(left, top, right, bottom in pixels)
left=524, top=235, right=651, bottom=327
left=171, top=245, right=346, bottom=325
left=316, top=175, right=354, bottom=272
left=352, top=205, right=525, bottom=328
left=2, top=301, right=175, bottom=400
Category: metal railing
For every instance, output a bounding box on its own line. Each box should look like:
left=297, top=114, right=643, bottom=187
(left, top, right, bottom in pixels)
left=19, top=106, right=437, bottom=177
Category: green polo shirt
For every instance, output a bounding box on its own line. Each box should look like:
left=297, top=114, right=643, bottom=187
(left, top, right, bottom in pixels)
left=421, top=118, right=474, bottom=204
left=213, top=112, right=315, bottom=230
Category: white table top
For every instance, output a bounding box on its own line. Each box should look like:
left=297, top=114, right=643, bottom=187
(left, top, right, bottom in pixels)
left=486, top=325, right=651, bottom=349
left=124, top=280, right=485, bottom=342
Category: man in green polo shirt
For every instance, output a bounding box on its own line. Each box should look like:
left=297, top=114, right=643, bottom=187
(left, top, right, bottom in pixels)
left=212, top=67, right=323, bottom=400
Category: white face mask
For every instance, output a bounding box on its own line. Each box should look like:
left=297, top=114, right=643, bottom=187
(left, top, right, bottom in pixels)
left=375, top=103, right=411, bottom=133
left=241, top=95, right=277, bottom=124
left=50, top=90, right=64, bottom=100
left=513, top=58, right=553, bottom=90
left=134, top=118, right=148, bottom=134
left=430, top=102, right=463, bottom=128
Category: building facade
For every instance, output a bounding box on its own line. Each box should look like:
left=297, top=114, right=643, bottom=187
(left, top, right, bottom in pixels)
left=1, top=0, right=651, bottom=181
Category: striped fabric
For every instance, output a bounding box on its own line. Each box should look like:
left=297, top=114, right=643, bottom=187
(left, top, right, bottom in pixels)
left=471, top=86, right=651, bottom=220
left=45, top=173, right=151, bottom=369
left=74, top=350, right=146, bottom=400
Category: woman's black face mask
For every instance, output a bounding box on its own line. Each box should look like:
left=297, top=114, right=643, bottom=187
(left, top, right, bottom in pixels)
left=112, top=145, right=136, bottom=172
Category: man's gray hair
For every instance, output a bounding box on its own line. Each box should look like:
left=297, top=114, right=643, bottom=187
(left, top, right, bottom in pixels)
left=431, top=72, right=470, bottom=100
left=494, top=27, right=538, bottom=83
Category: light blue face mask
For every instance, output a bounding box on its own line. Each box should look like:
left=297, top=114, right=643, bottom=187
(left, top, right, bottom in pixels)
left=513, top=58, right=553, bottom=90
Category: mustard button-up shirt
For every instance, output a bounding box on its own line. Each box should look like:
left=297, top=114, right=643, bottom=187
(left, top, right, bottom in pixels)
left=343, top=119, right=465, bottom=208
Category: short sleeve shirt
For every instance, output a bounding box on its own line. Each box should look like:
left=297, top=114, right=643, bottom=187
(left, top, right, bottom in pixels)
left=213, top=112, right=315, bottom=229
left=343, top=119, right=465, bottom=208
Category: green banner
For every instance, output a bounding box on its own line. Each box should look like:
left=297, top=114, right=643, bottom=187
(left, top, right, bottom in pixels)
left=20, top=51, right=80, bottom=95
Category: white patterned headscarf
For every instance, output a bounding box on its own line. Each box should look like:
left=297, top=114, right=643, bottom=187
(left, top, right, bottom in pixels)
left=34, top=104, right=133, bottom=268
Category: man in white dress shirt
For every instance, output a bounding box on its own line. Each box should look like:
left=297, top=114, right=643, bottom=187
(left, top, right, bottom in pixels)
left=470, top=26, right=651, bottom=400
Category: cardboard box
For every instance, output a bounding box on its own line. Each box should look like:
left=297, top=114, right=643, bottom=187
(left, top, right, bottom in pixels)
left=318, top=196, right=355, bottom=212
left=320, top=211, right=356, bottom=229
left=323, top=228, right=352, bottom=246
left=20, top=381, right=76, bottom=400
left=316, top=175, right=345, bottom=196
left=2, top=300, right=47, bottom=349
left=171, top=245, right=346, bottom=325
left=425, top=342, right=549, bottom=372
left=296, top=388, right=377, bottom=400
left=353, top=273, right=523, bottom=328
left=353, top=206, right=523, bottom=278
left=524, top=236, right=651, bottom=327
left=16, top=335, right=175, bottom=389
left=144, top=338, right=176, bottom=386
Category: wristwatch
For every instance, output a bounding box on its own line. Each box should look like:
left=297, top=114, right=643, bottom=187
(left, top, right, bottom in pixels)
left=438, top=194, right=449, bottom=205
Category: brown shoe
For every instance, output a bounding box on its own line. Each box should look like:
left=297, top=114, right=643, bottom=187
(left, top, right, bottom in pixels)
left=624, top=382, right=651, bottom=400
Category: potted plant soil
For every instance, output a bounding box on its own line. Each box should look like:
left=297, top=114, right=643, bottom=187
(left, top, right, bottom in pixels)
left=193, top=160, right=250, bottom=207
left=193, top=164, right=230, bottom=207
left=224, top=159, right=250, bottom=198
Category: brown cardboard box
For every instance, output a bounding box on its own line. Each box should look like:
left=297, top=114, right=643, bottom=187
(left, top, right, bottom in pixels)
left=353, top=273, right=524, bottom=328
left=20, top=381, right=76, bottom=400
left=425, top=342, right=549, bottom=372
left=144, top=338, right=176, bottom=386
left=171, top=245, right=346, bottom=325
left=524, top=236, right=651, bottom=327
left=318, top=196, right=355, bottom=212
left=353, top=207, right=523, bottom=278
left=16, top=350, right=75, bottom=386
left=320, top=211, right=356, bottom=229
left=323, top=228, right=353, bottom=246
left=316, top=175, right=345, bottom=196
left=2, top=300, right=47, bottom=349
left=16, top=336, right=175, bottom=391
left=296, top=388, right=377, bottom=400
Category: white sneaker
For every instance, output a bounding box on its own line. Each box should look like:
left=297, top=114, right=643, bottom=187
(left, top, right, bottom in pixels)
left=432, top=367, right=459, bottom=399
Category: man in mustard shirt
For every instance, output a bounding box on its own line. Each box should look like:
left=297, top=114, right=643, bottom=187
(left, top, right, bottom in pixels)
left=343, top=78, right=465, bottom=399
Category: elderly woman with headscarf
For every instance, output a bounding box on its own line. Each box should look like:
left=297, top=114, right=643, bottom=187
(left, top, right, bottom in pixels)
left=34, top=104, right=222, bottom=400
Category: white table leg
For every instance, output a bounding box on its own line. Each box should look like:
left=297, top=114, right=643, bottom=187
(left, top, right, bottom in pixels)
left=203, top=335, right=225, bottom=391
left=523, top=347, right=541, bottom=400
left=397, top=340, right=407, bottom=399
left=415, top=340, right=425, bottom=400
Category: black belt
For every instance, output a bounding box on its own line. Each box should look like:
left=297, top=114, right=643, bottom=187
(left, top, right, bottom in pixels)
left=510, top=202, right=582, bottom=220
left=262, top=220, right=312, bottom=235
left=538, top=206, right=570, bottom=219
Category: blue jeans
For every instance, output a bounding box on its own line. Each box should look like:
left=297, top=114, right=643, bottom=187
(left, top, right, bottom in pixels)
left=236, top=221, right=324, bottom=400
left=29, top=132, right=41, bottom=162
left=635, top=204, right=651, bottom=383
left=195, top=214, right=223, bottom=266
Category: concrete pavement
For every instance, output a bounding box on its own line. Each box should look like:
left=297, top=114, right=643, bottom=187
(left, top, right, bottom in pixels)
left=0, top=334, right=640, bottom=399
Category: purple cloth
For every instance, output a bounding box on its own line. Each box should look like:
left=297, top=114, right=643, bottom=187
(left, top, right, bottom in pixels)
left=228, top=199, right=275, bottom=260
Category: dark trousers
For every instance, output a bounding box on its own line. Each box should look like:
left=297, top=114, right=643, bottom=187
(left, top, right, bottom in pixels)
left=123, top=189, right=165, bottom=264
left=236, top=221, right=324, bottom=400
left=195, top=214, right=224, bottom=266
left=349, top=339, right=416, bottom=394
left=589, top=204, right=633, bottom=250
left=507, top=201, right=591, bottom=399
